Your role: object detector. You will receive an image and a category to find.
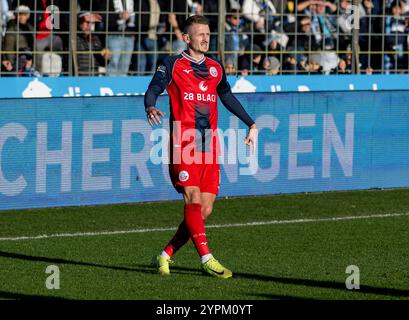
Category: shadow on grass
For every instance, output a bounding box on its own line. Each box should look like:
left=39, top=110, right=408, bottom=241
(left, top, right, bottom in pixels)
left=246, top=293, right=313, bottom=300
left=0, top=250, right=160, bottom=275
left=234, top=271, right=409, bottom=299
left=0, top=290, right=68, bottom=300
left=150, top=265, right=409, bottom=299
left=1, top=250, right=408, bottom=298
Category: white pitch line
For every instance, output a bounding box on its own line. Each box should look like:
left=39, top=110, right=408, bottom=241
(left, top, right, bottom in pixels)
left=0, top=212, right=408, bottom=242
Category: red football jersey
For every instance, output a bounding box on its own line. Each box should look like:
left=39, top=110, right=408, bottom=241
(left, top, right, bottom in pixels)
left=167, top=52, right=223, bottom=159
left=145, top=50, right=255, bottom=164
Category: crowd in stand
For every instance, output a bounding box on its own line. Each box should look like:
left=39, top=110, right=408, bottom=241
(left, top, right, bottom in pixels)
left=0, top=0, right=408, bottom=77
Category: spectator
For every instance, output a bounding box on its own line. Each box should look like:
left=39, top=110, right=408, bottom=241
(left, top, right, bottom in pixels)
left=238, top=43, right=264, bottom=74
left=99, top=0, right=136, bottom=76
left=225, top=10, right=249, bottom=69
left=224, top=57, right=237, bottom=75
left=383, top=0, right=408, bottom=13
left=242, top=0, right=277, bottom=34
left=359, top=0, right=381, bottom=72
left=331, top=55, right=352, bottom=74
left=263, top=29, right=289, bottom=52
left=285, top=16, right=317, bottom=74
left=282, top=53, right=305, bottom=73
left=305, top=53, right=324, bottom=74
left=242, top=0, right=287, bottom=49
left=31, top=0, right=64, bottom=74
left=77, top=12, right=111, bottom=76
left=2, top=5, right=34, bottom=74
left=158, top=0, right=202, bottom=55
left=297, top=0, right=337, bottom=14
left=203, top=0, right=222, bottom=58
left=288, top=16, right=315, bottom=53
left=384, top=0, right=409, bottom=73
left=131, top=0, right=161, bottom=75
left=299, top=0, right=339, bottom=73
left=202, top=0, right=240, bottom=59
left=16, top=48, right=39, bottom=77
left=261, top=56, right=281, bottom=74
left=337, top=0, right=364, bottom=51
left=1, top=0, right=14, bottom=40
left=77, top=1, right=104, bottom=25
left=155, top=3, right=170, bottom=67
left=301, top=0, right=337, bottom=51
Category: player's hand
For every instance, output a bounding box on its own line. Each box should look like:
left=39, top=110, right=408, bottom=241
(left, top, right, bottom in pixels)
left=245, top=124, right=258, bottom=153
left=146, top=106, right=166, bottom=126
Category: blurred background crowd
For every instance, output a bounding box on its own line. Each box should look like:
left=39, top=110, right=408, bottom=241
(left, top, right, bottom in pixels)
left=0, top=0, right=408, bottom=77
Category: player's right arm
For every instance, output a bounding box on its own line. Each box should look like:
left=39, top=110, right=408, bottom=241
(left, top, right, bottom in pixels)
left=144, top=57, right=173, bottom=126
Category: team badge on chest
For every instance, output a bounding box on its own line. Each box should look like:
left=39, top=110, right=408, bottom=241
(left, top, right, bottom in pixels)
left=209, top=66, right=218, bottom=77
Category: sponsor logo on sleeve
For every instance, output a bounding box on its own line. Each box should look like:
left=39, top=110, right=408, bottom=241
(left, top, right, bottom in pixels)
left=157, top=65, right=166, bottom=73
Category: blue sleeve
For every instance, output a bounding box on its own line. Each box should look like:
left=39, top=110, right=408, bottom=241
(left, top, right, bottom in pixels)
left=217, top=64, right=255, bottom=127
left=144, top=57, right=174, bottom=111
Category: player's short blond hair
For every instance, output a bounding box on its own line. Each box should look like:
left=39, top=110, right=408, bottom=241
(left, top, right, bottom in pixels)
left=183, top=15, right=210, bottom=34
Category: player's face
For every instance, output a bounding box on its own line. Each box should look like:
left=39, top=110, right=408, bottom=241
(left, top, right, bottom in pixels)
left=186, top=23, right=210, bottom=54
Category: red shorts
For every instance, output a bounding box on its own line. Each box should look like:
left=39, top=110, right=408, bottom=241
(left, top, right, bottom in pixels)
left=169, top=156, right=220, bottom=195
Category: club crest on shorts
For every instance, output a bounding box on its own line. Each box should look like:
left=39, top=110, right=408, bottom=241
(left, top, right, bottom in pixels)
left=178, top=170, right=189, bottom=182
left=209, top=66, right=218, bottom=77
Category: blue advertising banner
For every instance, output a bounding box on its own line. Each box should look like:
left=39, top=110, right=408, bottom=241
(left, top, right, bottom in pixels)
left=0, top=74, right=408, bottom=99
left=0, top=91, right=409, bottom=210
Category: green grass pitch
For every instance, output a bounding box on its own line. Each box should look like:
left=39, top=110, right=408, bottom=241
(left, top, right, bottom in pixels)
left=0, top=188, right=408, bottom=300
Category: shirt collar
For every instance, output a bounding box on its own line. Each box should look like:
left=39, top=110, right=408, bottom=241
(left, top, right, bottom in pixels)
left=182, top=50, right=205, bottom=64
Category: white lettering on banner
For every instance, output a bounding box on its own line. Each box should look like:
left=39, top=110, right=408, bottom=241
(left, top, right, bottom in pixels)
left=253, top=115, right=280, bottom=182
left=0, top=113, right=355, bottom=197
left=0, top=123, right=27, bottom=196
left=82, top=121, right=112, bottom=191
left=298, top=85, right=310, bottom=92
left=100, top=87, right=114, bottom=96
left=322, top=113, right=354, bottom=178
left=62, top=86, right=142, bottom=98
left=120, top=120, right=153, bottom=189
left=36, top=122, right=72, bottom=193
left=288, top=114, right=316, bottom=180
left=63, top=87, right=92, bottom=97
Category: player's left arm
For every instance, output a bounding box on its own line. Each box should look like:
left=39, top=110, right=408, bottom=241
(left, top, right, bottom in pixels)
left=217, top=66, right=257, bottom=151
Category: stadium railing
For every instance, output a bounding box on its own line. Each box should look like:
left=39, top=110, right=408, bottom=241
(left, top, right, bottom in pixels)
left=0, top=0, right=408, bottom=77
